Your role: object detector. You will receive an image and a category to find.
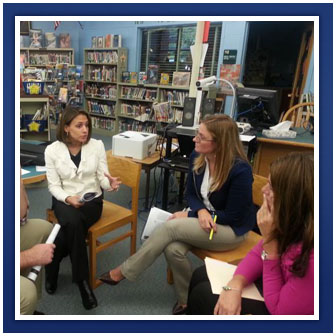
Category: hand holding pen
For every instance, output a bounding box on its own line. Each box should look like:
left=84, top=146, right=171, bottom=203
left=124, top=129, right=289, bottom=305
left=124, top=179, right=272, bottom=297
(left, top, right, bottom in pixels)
left=209, top=215, right=217, bottom=240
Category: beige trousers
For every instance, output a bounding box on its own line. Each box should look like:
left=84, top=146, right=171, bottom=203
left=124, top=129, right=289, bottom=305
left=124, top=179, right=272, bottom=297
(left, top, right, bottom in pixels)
left=20, top=219, right=53, bottom=315
left=121, top=217, right=246, bottom=305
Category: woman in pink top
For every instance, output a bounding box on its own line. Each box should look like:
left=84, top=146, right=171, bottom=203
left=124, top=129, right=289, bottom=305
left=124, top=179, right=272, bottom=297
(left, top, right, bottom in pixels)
left=187, top=152, right=314, bottom=315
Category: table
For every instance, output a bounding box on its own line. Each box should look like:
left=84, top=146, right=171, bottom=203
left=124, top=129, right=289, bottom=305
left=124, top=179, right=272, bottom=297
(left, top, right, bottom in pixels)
left=106, top=150, right=162, bottom=209
left=22, top=166, right=46, bottom=185
left=253, top=128, right=314, bottom=177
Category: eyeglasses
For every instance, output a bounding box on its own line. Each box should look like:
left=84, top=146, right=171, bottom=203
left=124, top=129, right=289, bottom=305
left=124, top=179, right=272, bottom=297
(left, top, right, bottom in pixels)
left=194, top=131, right=214, bottom=142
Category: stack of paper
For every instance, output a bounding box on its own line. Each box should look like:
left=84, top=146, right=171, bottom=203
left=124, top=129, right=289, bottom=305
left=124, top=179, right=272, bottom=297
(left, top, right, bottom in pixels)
left=205, top=257, right=264, bottom=301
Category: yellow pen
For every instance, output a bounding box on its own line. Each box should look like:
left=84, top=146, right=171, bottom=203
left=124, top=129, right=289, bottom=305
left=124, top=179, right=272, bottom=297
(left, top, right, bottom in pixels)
left=209, top=215, right=217, bottom=240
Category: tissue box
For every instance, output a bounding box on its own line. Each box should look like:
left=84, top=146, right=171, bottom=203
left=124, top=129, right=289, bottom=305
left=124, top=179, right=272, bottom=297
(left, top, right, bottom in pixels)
left=112, top=131, right=157, bottom=160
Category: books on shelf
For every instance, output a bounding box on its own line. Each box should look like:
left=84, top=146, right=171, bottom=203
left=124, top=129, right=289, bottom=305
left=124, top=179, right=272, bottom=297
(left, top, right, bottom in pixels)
left=160, top=89, right=188, bottom=106
left=87, top=65, right=117, bottom=82
left=87, top=100, right=116, bottom=117
left=153, top=102, right=172, bottom=122
left=118, top=119, right=157, bottom=133
left=172, top=72, right=191, bottom=87
left=147, top=65, right=158, bottom=84
left=160, top=73, right=170, bottom=85
left=87, top=51, right=118, bottom=64
left=85, top=83, right=117, bottom=99
left=121, top=87, right=157, bottom=101
left=59, top=33, right=71, bottom=48
left=91, top=116, right=114, bottom=131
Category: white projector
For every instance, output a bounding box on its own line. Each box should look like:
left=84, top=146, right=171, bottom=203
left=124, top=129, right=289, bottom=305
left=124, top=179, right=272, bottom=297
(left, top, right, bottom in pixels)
left=112, top=131, right=157, bottom=160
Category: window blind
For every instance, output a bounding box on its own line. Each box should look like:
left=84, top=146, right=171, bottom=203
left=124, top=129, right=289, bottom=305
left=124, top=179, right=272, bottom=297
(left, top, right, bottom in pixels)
left=140, top=23, right=222, bottom=84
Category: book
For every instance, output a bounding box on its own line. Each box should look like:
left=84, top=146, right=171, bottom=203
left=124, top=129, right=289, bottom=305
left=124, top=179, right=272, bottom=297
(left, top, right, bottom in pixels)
left=130, top=72, right=138, bottom=84
left=138, top=71, right=147, bottom=84
left=45, top=32, right=56, bottom=48
left=160, top=73, right=170, bottom=85
left=91, top=36, right=97, bottom=48
left=29, top=29, right=43, bottom=48
left=121, top=71, right=130, bottom=83
left=204, top=257, right=264, bottom=301
left=147, top=64, right=158, bottom=84
left=105, top=34, right=112, bottom=48
left=97, top=36, right=104, bottom=48
left=219, top=64, right=241, bottom=94
left=113, top=34, right=122, bottom=48
left=172, top=72, right=190, bottom=87
left=58, top=87, right=68, bottom=103
left=59, top=33, right=71, bottom=48
left=141, top=207, right=172, bottom=241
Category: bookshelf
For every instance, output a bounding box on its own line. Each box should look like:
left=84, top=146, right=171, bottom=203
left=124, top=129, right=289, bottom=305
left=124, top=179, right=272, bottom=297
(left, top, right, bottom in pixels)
left=117, top=83, right=189, bottom=134
left=20, top=95, right=50, bottom=141
left=83, top=48, right=128, bottom=135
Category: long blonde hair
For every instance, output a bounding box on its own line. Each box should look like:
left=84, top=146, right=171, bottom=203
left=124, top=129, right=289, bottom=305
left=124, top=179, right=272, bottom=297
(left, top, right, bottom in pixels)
left=193, top=114, right=248, bottom=192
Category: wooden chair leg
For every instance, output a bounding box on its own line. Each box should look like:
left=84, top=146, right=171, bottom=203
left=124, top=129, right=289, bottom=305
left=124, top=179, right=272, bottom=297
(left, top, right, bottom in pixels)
left=167, top=267, right=174, bottom=285
left=88, top=232, right=98, bottom=289
left=130, top=220, right=137, bottom=255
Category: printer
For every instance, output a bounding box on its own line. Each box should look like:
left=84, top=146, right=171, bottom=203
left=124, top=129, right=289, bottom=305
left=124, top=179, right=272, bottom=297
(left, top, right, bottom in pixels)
left=112, top=131, right=157, bottom=160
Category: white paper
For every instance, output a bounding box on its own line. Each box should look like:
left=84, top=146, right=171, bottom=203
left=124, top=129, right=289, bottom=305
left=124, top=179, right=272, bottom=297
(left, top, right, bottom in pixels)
left=141, top=207, right=172, bottom=241
left=21, top=169, right=30, bottom=175
left=35, top=166, right=47, bottom=172
left=205, top=257, right=264, bottom=302
left=239, top=134, right=256, bottom=142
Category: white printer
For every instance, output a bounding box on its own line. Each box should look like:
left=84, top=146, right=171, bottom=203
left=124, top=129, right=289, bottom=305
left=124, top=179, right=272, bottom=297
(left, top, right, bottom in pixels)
left=112, top=131, right=157, bottom=160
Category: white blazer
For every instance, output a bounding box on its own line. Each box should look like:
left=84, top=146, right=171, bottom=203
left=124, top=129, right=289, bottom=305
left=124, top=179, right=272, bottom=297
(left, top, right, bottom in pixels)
left=45, top=138, right=111, bottom=203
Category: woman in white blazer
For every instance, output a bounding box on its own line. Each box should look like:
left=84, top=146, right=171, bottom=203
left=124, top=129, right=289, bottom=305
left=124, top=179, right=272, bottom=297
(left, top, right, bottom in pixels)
left=44, top=107, right=121, bottom=310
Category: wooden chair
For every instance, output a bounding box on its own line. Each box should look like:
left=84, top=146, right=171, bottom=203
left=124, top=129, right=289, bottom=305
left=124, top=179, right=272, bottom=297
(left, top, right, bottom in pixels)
left=281, top=102, right=314, bottom=128
left=166, top=174, right=268, bottom=284
left=46, top=153, right=141, bottom=289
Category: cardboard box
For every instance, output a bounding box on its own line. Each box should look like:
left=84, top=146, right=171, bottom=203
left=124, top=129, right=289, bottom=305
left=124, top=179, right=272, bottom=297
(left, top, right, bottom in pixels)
left=112, top=131, right=157, bottom=160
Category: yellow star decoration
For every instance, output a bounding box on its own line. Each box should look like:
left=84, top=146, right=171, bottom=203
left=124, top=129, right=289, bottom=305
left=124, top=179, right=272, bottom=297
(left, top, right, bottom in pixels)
left=28, top=121, right=41, bottom=132
left=29, top=83, right=41, bottom=95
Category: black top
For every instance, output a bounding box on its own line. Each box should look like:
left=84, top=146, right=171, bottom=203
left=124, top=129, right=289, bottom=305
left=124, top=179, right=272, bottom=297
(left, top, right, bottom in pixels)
left=70, top=150, right=81, bottom=168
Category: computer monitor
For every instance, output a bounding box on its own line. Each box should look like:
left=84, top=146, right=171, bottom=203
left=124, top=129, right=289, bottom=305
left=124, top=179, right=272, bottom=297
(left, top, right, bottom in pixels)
left=236, top=87, right=280, bottom=130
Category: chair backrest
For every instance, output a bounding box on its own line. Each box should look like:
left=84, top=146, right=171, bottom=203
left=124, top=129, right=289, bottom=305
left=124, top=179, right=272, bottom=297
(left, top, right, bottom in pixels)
left=252, top=174, right=268, bottom=207
left=282, top=102, right=314, bottom=128
left=106, top=152, right=141, bottom=213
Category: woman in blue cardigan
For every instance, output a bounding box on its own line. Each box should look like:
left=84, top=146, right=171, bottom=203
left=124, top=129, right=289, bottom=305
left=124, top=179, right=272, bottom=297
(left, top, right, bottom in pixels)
left=100, top=114, right=256, bottom=314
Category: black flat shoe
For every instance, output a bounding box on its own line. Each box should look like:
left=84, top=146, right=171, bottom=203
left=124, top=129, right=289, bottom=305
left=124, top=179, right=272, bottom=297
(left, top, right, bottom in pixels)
left=172, top=302, right=187, bottom=315
left=77, top=280, right=97, bottom=310
left=99, top=271, right=121, bottom=286
left=45, top=278, right=57, bottom=295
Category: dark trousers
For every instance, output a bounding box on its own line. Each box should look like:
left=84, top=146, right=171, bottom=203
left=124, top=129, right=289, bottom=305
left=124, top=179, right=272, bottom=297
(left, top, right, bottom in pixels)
left=187, top=265, right=270, bottom=315
left=46, top=196, right=103, bottom=283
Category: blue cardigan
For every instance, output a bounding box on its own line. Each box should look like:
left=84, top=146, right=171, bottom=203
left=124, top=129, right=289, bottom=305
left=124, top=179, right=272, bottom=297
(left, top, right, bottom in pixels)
left=186, top=151, right=256, bottom=236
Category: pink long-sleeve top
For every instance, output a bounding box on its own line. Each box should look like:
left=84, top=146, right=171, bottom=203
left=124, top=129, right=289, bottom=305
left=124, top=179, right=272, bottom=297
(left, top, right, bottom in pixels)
left=234, top=240, right=314, bottom=315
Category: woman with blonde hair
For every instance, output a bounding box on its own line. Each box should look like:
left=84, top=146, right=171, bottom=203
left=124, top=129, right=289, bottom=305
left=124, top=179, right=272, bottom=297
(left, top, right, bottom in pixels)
left=100, top=114, right=256, bottom=314
left=187, top=152, right=314, bottom=315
